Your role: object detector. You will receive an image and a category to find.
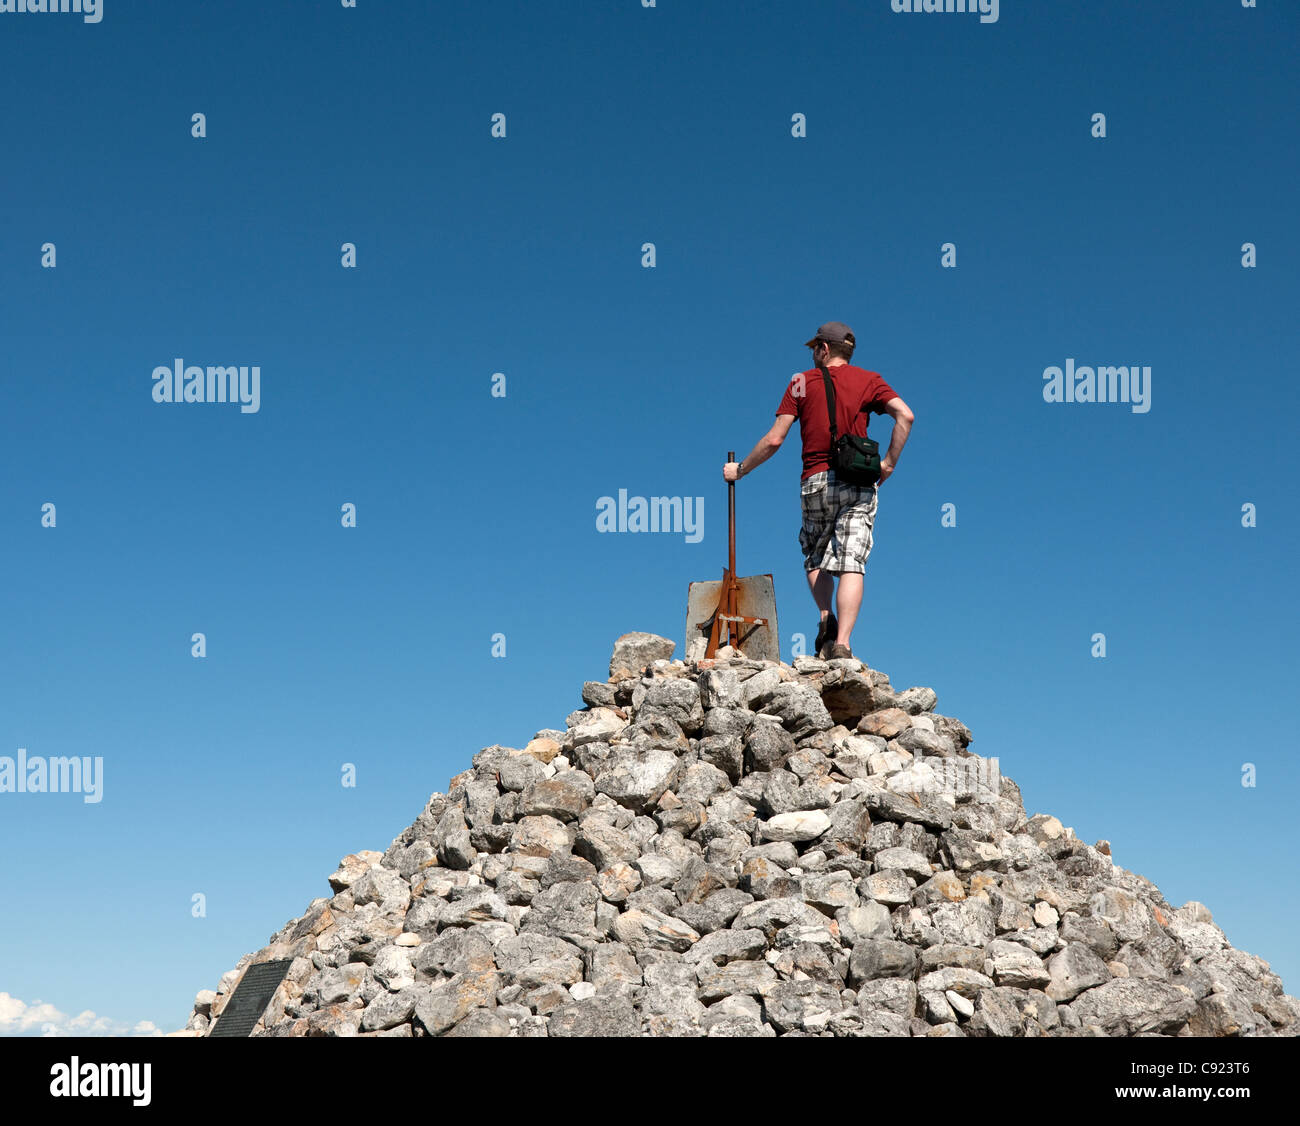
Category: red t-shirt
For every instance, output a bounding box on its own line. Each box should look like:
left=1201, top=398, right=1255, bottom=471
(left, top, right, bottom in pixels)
left=776, top=364, right=899, bottom=479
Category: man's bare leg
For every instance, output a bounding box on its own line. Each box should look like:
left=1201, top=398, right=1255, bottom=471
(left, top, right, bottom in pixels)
left=835, top=571, right=863, bottom=648
left=806, top=568, right=834, bottom=618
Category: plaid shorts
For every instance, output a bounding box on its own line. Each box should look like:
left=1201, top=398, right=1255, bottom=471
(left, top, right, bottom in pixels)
left=798, top=471, right=879, bottom=574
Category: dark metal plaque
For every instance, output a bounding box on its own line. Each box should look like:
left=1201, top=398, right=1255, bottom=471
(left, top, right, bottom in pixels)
left=208, top=959, right=293, bottom=1037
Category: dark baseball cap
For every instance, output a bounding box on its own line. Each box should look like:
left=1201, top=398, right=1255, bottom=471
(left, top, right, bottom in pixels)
left=804, top=321, right=855, bottom=347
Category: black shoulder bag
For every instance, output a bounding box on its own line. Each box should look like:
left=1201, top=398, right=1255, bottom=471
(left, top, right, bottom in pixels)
left=819, top=364, right=881, bottom=487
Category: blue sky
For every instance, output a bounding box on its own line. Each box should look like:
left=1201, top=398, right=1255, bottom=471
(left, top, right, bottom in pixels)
left=1, top=0, right=1296, bottom=1034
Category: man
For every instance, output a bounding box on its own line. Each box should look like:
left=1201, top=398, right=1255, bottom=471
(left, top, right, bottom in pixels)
left=723, top=322, right=914, bottom=661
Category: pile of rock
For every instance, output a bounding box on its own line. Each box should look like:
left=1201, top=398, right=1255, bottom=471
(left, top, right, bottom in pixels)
left=177, top=632, right=1299, bottom=1037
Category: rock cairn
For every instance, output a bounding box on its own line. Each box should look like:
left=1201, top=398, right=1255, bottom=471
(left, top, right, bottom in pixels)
left=178, top=632, right=1299, bottom=1038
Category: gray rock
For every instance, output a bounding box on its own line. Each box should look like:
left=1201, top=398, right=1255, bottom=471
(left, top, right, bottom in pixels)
left=446, top=1007, right=512, bottom=1036
left=461, top=779, right=500, bottom=828
left=896, top=687, right=938, bottom=715
left=760, top=684, right=833, bottom=739
left=929, top=714, right=973, bottom=748
left=613, top=908, right=700, bottom=953
left=920, top=944, right=986, bottom=972
left=923, top=991, right=955, bottom=1024
left=857, top=1009, right=911, bottom=1036
left=761, top=980, right=843, bottom=1033
left=499, top=756, right=551, bottom=795
left=744, top=841, right=800, bottom=868
left=817, top=799, right=873, bottom=854
left=929, top=899, right=997, bottom=948
left=703, top=707, right=754, bottom=739
left=510, top=814, right=574, bottom=859
left=350, top=866, right=412, bottom=914
left=707, top=1017, right=777, bottom=1037
left=588, top=943, right=643, bottom=989
left=696, top=735, right=744, bottom=783
left=315, top=964, right=370, bottom=1005
left=390, top=841, right=437, bottom=880
left=641, top=677, right=705, bottom=733
left=1187, top=991, right=1262, bottom=1037
left=549, top=994, right=642, bottom=1037
left=697, top=668, right=742, bottom=709
left=917, top=967, right=994, bottom=999
left=573, top=822, right=639, bottom=870
left=521, top=881, right=600, bottom=944
left=941, top=828, right=1006, bottom=874
left=360, top=985, right=421, bottom=1031
left=859, top=870, right=912, bottom=906
left=835, top=901, right=894, bottom=946
left=801, top=871, right=859, bottom=915
left=673, top=888, right=755, bottom=935
left=610, top=633, right=676, bottom=678
left=1046, top=942, right=1113, bottom=1002
left=570, top=739, right=613, bottom=778
left=595, top=747, right=680, bottom=814
left=946, top=989, right=974, bottom=1018
left=594, top=863, right=640, bottom=905
left=1164, top=914, right=1228, bottom=962
left=967, top=986, right=1024, bottom=1037
left=760, top=770, right=809, bottom=817
left=494, top=933, right=580, bottom=974
left=744, top=720, right=795, bottom=773
left=676, top=762, right=732, bottom=805
left=439, top=887, right=508, bottom=929
left=615, top=711, right=686, bottom=753
left=1067, top=979, right=1197, bottom=1036
left=371, top=945, right=415, bottom=992
left=511, top=950, right=584, bottom=990
left=519, top=773, right=594, bottom=822
left=742, top=668, right=783, bottom=709
left=984, top=940, right=1050, bottom=989
left=733, top=897, right=828, bottom=941
left=862, top=789, right=953, bottom=830
left=819, top=672, right=878, bottom=726
left=872, top=847, right=933, bottom=881
left=738, top=855, right=797, bottom=901
left=848, top=939, right=919, bottom=985
left=761, top=810, right=832, bottom=843
left=412, top=928, right=496, bottom=977
left=671, top=858, right=734, bottom=904
left=413, top=970, right=499, bottom=1035
left=893, top=728, right=956, bottom=759
left=634, top=853, right=684, bottom=888
left=856, top=978, right=919, bottom=1019
left=581, top=682, right=616, bottom=709
left=696, top=959, right=780, bottom=1002
left=683, top=928, right=768, bottom=966
left=539, top=852, right=598, bottom=890
left=1088, top=887, right=1162, bottom=945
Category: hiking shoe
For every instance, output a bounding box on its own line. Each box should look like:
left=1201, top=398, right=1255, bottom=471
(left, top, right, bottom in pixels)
left=815, top=613, right=838, bottom=659
left=827, top=643, right=854, bottom=661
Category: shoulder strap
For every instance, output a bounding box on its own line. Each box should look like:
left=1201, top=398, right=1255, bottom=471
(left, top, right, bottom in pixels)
left=818, top=363, right=839, bottom=453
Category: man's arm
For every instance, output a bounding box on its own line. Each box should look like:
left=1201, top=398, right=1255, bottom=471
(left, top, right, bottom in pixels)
left=878, top=397, right=914, bottom=484
left=723, top=414, right=795, bottom=482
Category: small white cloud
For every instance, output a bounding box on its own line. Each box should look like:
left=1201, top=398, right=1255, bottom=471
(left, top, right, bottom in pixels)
left=0, top=992, right=164, bottom=1037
